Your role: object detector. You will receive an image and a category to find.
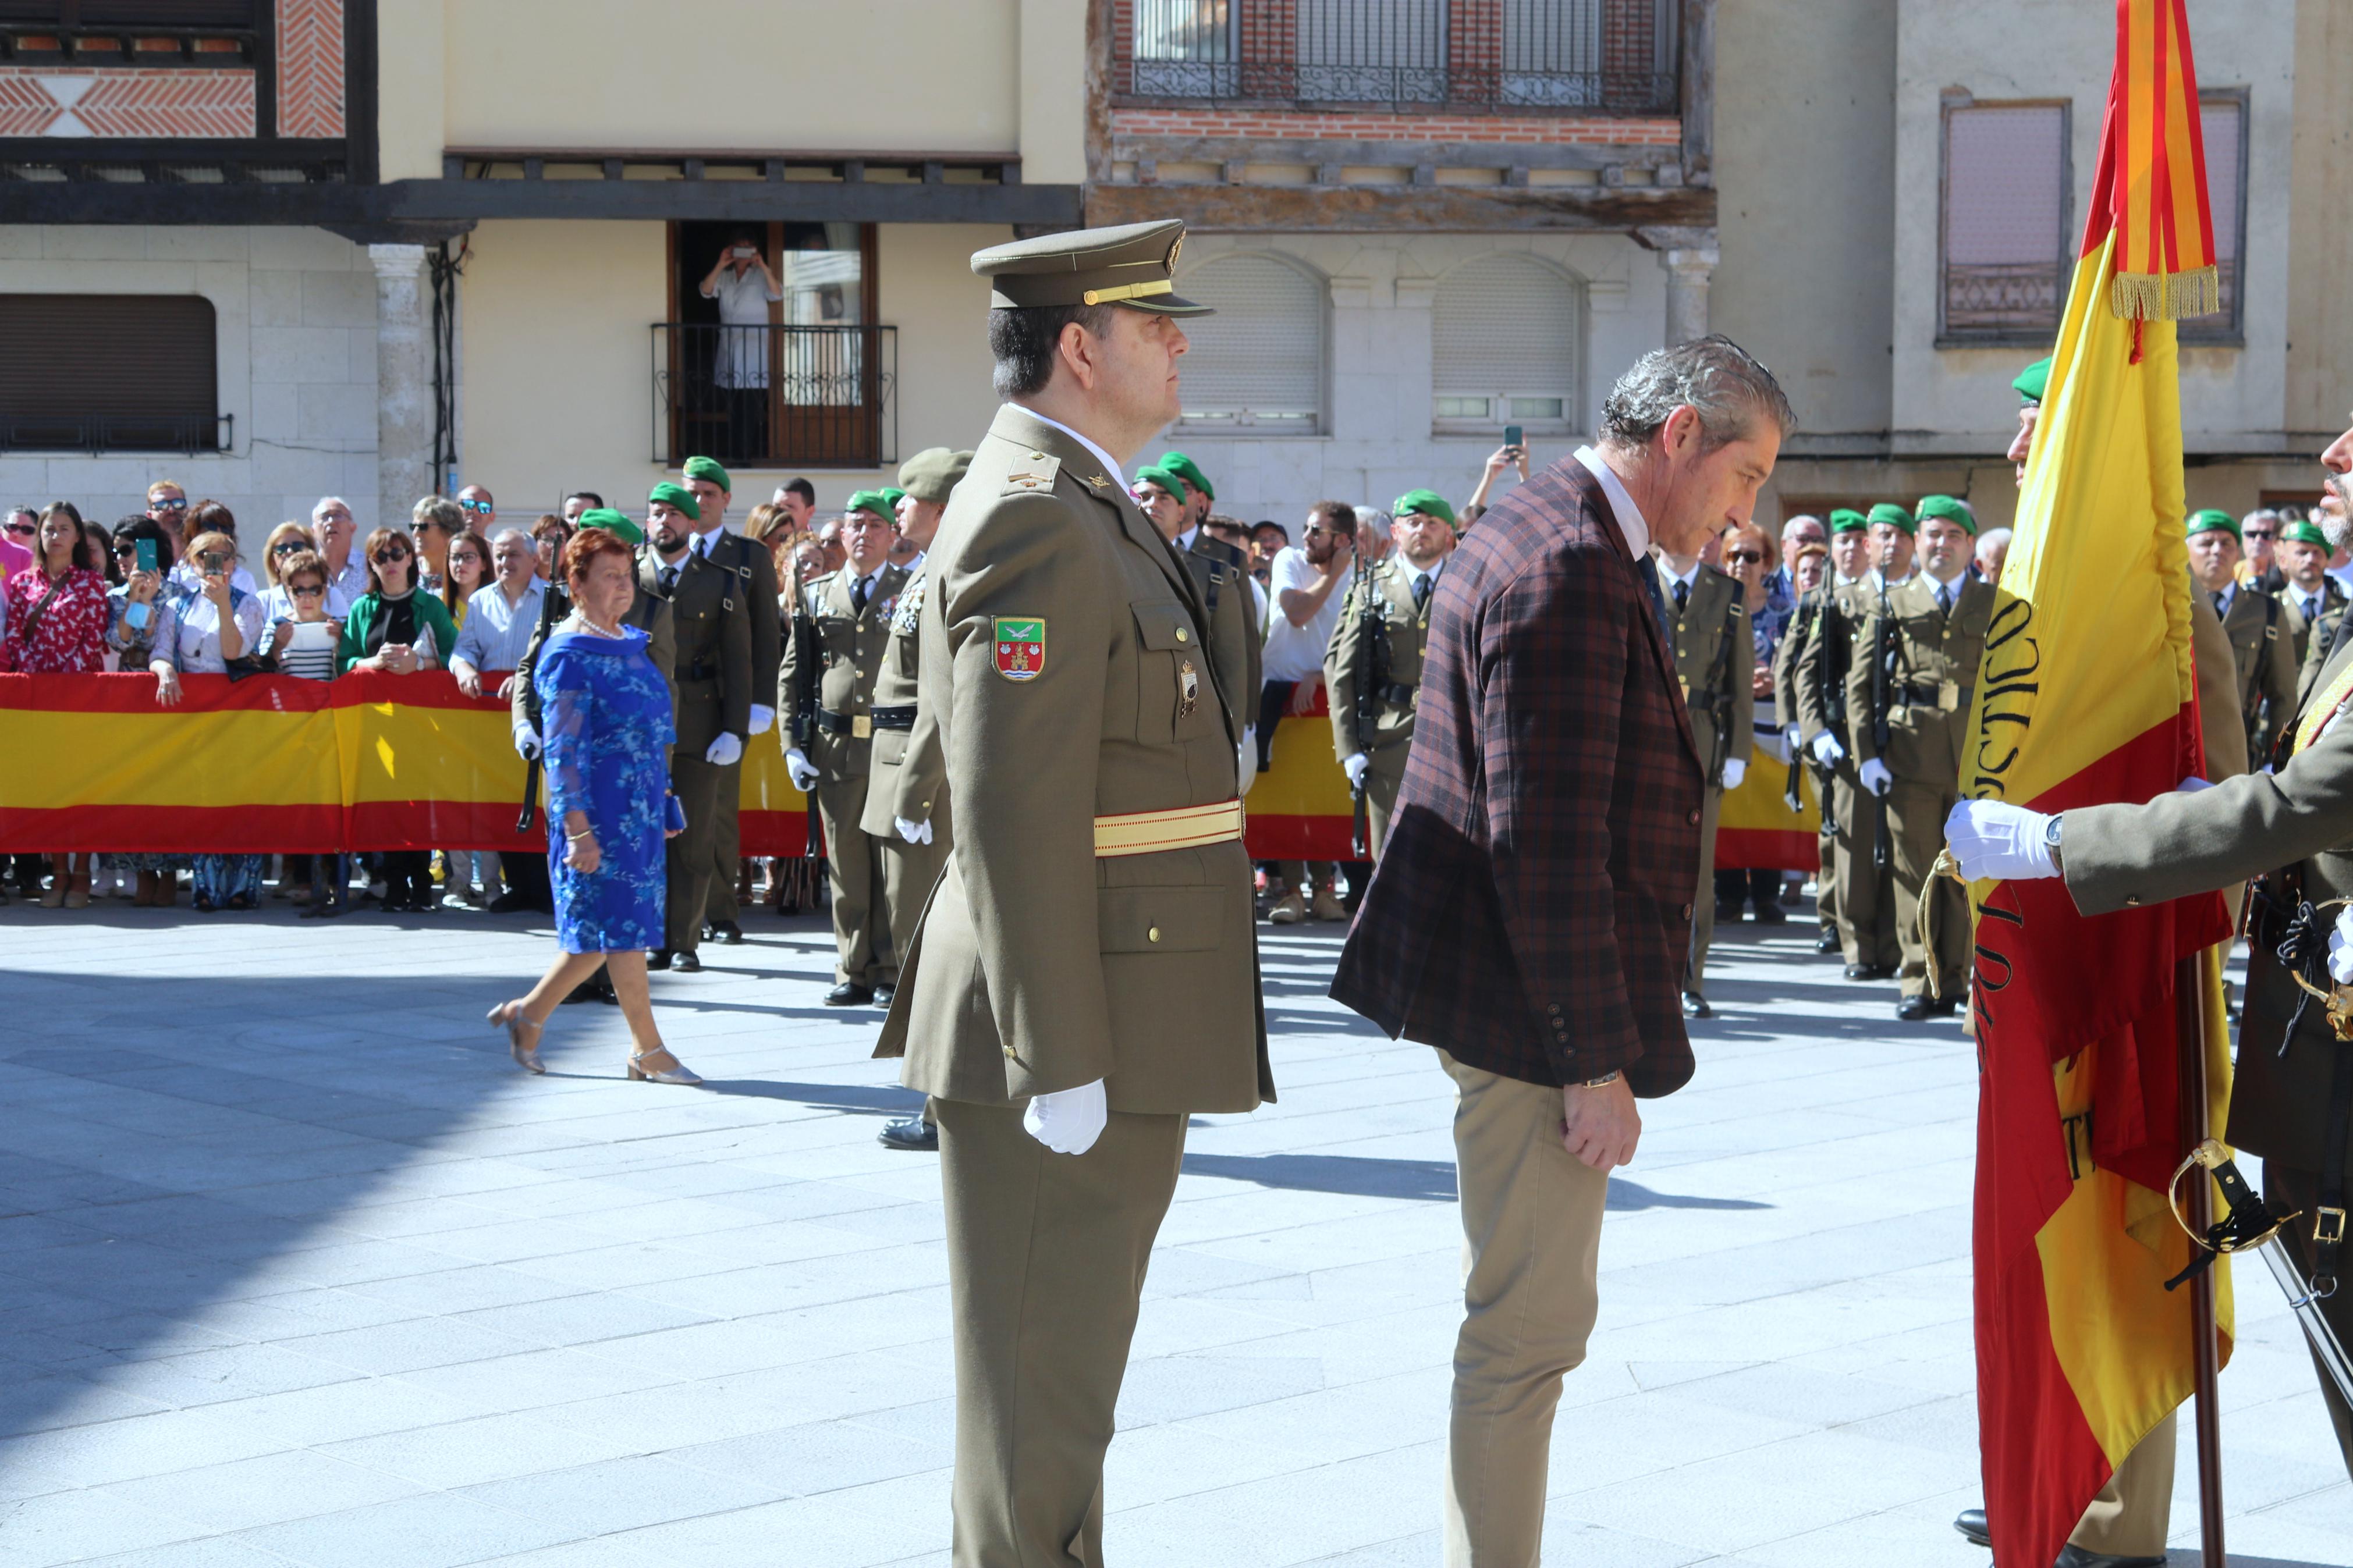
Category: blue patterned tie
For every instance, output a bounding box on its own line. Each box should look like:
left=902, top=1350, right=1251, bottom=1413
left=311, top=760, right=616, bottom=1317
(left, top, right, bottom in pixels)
left=1635, top=556, right=1673, bottom=643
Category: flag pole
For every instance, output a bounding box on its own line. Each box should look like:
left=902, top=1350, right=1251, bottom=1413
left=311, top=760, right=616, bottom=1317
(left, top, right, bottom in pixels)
left=2175, top=951, right=2227, bottom=1566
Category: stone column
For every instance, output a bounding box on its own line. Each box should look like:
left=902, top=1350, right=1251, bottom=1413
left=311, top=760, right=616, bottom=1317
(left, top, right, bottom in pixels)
left=1659, top=241, right=1718, bottom=345
left=370, top=243, right=433, bottom=531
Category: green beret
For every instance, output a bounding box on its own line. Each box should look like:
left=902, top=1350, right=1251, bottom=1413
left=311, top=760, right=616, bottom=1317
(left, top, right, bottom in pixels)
left=897, top=446, right=973, bottom=503
left=681, top=456, right=731, bottom=492
left=1133, top=465, right=1188, bottom=500
left=2186, top=509, right=2240, bottom=541
left=1827, top=508, right=1869, bottom=534
left=1915, top=494, right=1976, bottom=535
left=2283, top=518, right=2330, bottom=548
left=881, top=488, right=907, bottom=509
left=846, top=490, right=897, bottom=522
left=1866, top=502, right=1916, bottom=536
left=2014, top=357, right=2052, bottom=406
left=1158, top=451, right=1213, bottom=501
left=1393, top=489, right=1457, bottom=527
left=646, top=481, right=700, bottom=522
left=576, top=509, right=643, bottom=546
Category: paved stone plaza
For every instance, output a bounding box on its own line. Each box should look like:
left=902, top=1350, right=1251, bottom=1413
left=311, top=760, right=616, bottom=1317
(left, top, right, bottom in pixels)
left=0, top=900, right=2345, bottom=1567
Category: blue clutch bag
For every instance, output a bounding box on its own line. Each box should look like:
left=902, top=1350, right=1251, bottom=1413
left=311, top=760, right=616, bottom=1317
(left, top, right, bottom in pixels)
left=663, top=794, right=687, bottom=834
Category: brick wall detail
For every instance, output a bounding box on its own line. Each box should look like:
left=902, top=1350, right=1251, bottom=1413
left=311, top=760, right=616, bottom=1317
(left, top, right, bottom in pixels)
left=1111, top=105, right=1680, bottom=146
left=275, top=0, right=345, bottom=138
left=0, top=69, right=257, bottom=138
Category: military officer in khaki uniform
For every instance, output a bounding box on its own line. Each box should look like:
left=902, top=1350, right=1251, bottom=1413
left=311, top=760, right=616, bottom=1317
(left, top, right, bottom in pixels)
left=672, top=458, right=783, bottom=945
left=781, top=493, right=912, bottom=1005
left=1775, top=510, right=1861, bottom=957
left=1658, top=543, right=1752, bottom=1017
left=1844, top=495, right=1993, bottom=1019
left=2276, top=515, right=2350, bottom=680
left=1156, top=450, right=1262, bottom=735
left=1800, top=506, right=1906, bottom=980
left=2188, top=508, right=2300, bottom=771
left=640, top=482, right=753, bottom=972
left=1325, top=488, right=1456, bottom=856
left=874, top=220, right=1270, bottom=1566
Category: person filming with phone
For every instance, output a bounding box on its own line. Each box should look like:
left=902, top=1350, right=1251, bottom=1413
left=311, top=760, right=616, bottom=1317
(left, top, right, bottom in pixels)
left=699, top=231, right=784, bottom=458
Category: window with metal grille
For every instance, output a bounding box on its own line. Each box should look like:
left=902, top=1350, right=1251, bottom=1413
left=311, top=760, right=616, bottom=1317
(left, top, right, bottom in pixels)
left=0, top=294, right=221, bottom=452
left=1175, top=255, right=1324, bottom=433
left=1297, top=0, right=1446, bottom=104
left=1939, top=101, right=2072, bottom=344
left=1131, top=0, right=1236, bottom=98
left=2180, top=93, right=2246, bottom=344
left=1432, top=254, right=1582, bottom=435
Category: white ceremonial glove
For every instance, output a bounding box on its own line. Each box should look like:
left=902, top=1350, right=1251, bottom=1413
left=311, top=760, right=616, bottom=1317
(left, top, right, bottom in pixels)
left=1943, top=799, right=2058, bottom=882
left=2177, top=775, right=2213, bottom=794
left=1024, top=1079, right=1108, bottom=1155
left=704, top=731, right=744, bottom=767
left=746, top=703, right=776, bottom=736
left=2329, top=907, right=2353, bottom=986
left=1786, top=724, right=1802, bottom=752
left=1811, top=730, right=1846, bottom=766
left=1342, top=751, right=1371, bottom=790
left=1236, top=726, right=1257, bottom=798
left=513, top=723, right=542, bottom=762
left=1720, top=756, right=1747, bottom=791
left=895, top=816, right=932, bottom=845
left=786, top=748, right=820, bottom=792
left=1858, top=758, right=1894, bottom=797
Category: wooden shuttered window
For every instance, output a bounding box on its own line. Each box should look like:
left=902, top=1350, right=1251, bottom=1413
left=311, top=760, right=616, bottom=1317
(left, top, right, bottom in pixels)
left=0, top=294, right=219, bottom=452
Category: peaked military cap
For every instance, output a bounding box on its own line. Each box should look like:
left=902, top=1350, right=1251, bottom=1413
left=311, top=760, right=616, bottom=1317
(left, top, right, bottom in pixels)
left=1867, top=502, right=1915, bottom=535
left=2282, top=518, right=2330, bottom=548
left=2014, top=357, right=2052, bottom=406
left=1827, top=507, right=1869, bottom=534
left=897, top=446, right=974, bottom=503
left=2186, top=509, right=2240, bottom=540
left=1915, top=494, right=1976, bottom=535
left=972, top=219, right=1212, bottom=315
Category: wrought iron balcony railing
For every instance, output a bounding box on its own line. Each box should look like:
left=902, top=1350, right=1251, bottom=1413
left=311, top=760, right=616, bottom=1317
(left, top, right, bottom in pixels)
left=652, top=323, right=897, bottom=471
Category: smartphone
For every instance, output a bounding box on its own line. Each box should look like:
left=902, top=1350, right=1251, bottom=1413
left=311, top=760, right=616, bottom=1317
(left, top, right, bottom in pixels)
left=1503, top=425, right=1524, bottom=451
left=134, top=538, right=158, bottom=575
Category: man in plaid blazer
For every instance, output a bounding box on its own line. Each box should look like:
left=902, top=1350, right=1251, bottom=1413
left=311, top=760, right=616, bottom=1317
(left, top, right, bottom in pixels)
left=1333, top=336, right=1795, bottom=1566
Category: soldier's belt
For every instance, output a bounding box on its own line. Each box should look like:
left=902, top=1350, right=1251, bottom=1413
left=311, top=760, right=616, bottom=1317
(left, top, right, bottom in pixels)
left=816, top=707, right=872, bottom=739
left=1094, top=799, right=1245, bottom=858
left=1897, top=678, right=1964, bottom=712
left=1377, top=681, right=1418, bottom=705
left=680, top=659, right=721, bottom=682
left=870, top=705, right=918, bottom=731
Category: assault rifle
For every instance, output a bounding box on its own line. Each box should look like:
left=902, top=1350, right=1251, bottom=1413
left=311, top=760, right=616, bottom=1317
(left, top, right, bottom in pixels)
left=1694, top=584, right=1740, bottom=787
left=1869, top=577, right=1894, bottom=873
left=514, top=575, right=568, bottom=834
left=1347, top=549, right=1385, bottom=858
left=789, top=569, right=825, bottom=863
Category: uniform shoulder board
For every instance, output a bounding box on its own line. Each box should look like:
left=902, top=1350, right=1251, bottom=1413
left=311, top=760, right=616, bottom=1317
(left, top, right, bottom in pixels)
left=1001, top=451, right=1063, bottom=496
left=1193, top=534, right=1250, bottom=571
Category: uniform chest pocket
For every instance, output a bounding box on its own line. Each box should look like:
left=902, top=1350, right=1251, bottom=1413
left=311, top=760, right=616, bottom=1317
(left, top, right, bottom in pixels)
left=820, top=617, right=855, bottom=657
left=1131, top=599, right=1206, bottom=745
left=890, top=626, right=921, bottom=678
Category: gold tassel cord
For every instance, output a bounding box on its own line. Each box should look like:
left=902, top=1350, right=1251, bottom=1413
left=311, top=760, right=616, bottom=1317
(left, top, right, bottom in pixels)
left=2109, top=265, right=2220, bottom=323
left=1918, top=847, right=1969, bottom=1003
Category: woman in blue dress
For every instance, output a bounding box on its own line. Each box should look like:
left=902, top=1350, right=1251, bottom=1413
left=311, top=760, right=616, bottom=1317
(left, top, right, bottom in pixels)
left=489, top=516, right=701, bottom=1085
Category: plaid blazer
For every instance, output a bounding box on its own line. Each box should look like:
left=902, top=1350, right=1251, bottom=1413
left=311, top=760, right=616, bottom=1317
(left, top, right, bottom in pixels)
left=1330, top=457, right=1703, bottom=1096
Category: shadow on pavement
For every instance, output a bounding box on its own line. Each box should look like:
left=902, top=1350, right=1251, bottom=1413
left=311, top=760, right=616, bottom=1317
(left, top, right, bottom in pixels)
left=1179, top=1153, right=1774, bottom=1213
left=695, top=1079, right=925, bottom=1118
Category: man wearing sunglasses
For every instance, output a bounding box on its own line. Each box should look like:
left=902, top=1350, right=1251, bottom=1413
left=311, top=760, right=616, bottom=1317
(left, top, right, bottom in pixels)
left=2236, top=507, right=2286, bottom=592
left=144, top=481, right=188, bottom=549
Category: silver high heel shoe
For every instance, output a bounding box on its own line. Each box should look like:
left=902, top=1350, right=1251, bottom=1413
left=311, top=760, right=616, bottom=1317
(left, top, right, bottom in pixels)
left=627, top=1050, right=702, bottom=1086
left=488, top=1001, right=545, bottom=1074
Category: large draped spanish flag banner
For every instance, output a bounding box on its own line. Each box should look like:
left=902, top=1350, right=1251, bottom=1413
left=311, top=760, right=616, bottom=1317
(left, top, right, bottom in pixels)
left=1961, top=3, right=2235, bottom=1564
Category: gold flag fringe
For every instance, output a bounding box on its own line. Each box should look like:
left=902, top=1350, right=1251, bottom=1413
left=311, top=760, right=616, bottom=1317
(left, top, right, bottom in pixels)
left=2109, top=265, right=2221, bottom=322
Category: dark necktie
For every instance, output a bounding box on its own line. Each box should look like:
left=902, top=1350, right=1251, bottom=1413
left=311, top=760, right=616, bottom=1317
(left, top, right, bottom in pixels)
left=1635, top=556, right=1673, bottom=644
left=2211, top=590, right=2226, bottom=617
left=658, top=564, right=679, bottom=596
left=1411, top=573, right=1433, bottom=614
left=853, top=575, right=871, bottom=616
left=1671, top=577, right=1690, bottom=616
left=1936, top=582, right=1954, bottom=616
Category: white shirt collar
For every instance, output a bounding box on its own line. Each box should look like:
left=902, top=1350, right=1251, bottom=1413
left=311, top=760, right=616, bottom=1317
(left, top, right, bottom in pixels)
left=693, top=525, right=726, bottom=556
left=1574, top=445, right=1650, bottom=559
left=1017, top=407, right=1127, bottom=492
left=1405, top=557, right=1444, bottom=592
left=1176, top=524, right=1198, bottom=553
left=2213, top=581, right=2238, bottom=614
left=1664, top=559, right=1703, bottom=591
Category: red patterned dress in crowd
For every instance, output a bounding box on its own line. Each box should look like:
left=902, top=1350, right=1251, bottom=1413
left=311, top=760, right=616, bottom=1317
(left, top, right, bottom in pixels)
left=0, top=565, right=109, bottom=673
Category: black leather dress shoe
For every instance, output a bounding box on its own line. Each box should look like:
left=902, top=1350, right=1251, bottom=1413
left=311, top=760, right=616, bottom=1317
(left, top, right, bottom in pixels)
left=824, top=981, right=874, bottom=1006
left=878, top=1114, right=938, bottom=1152
left=1897, top=995, right=1930, bottom=1021
left=1750, top=901, right=1788, bottom=926
left=1928, top=995, right=1960, bottom=1018
left=1844, top=962, right=1898, bottom=980
left=487, top=890, right=535, bottom=914
left=712, top=920, right=744, bottom=945
left=1815, top=929, right=1841, bottom=954
left=1714, top=901, right=1744, bottom=924
left=872, top=983, right=896, bottom=1007
left=2056, top=1545, right=2166, bottom=1568
left=1681, top=991, right=1712, bottom=1019
left=648, top=950, right=672, bottom=971
left=1954, top=1509, right=1989, bottom=1548
left=673, top=951, right=702, bottom=974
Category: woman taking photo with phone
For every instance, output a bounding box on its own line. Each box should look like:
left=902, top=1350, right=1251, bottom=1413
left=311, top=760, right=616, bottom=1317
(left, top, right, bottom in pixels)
left=340, top=525, right=459, bottom=912
left=2, top=502, right=110, bottom=907
left=488, top=515, right=700, bottom=1085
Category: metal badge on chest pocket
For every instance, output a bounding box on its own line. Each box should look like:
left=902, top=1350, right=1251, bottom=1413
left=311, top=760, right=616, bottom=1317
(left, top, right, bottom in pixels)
left=1131, top=600, right=1204, bottom=744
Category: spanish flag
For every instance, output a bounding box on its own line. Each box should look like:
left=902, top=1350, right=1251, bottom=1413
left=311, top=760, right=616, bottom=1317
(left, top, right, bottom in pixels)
left=1961, top=3, right=2234, bottom=1563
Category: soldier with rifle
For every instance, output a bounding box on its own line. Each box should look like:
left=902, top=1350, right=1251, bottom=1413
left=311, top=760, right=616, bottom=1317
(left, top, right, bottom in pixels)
left=1131, top=460, right=1261, bottom=796
left=1326, top=489, right=1457, bottom=859
left=1659, top=536, right=1753, bottom=1019
left=1800, top=505, right=1905, bottom=981
left=1776, top=516, right=1854, bottom=956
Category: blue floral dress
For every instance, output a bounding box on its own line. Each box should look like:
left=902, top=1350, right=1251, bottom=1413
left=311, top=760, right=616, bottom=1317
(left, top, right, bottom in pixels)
left=537, top=623, right=676, bottom=953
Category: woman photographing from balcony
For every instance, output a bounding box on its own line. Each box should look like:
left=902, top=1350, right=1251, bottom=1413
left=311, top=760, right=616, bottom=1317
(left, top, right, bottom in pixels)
left=488, top=517, right=700, bottom=1085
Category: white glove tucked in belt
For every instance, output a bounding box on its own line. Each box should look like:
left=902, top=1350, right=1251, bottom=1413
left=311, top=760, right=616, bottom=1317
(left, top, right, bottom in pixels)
left=786, top=748, right=819, bottom=793
left=1944, top=799, right=2057, bottom=882
left=1025, top=1079, right=1108, bottom=1155
left=704, top=731, right=744, bottom=767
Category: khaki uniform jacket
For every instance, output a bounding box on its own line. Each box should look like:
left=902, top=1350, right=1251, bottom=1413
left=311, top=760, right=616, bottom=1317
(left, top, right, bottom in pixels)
left=701, top=528, right=782, bottom=721
left=1845, top=573, right=1997, bottom=782
left=1773, top=583, right=1824, bottom=737
left=510, top=585, right=677, bottom=751
left=640, top=546, right=751, bottom=755
left=2064, top=622, right=2353, bottom=1178
left=875, top=403, right=1272, bottom=1115
left=2217, top=584, right=2300, bottom=768
left=858, top=560, right=950, bottom=839
left=1666, top=563, right=1754, bottom=784
left=1794, top=577, right=1873, bottom=746
left=1182, top=528, right=1260, bottom=728
left=1325, top=556, right=1436, bottom=773
left=2283, top=577, right=2351, bottom=688
left=778, top=561, right=911, bottom=783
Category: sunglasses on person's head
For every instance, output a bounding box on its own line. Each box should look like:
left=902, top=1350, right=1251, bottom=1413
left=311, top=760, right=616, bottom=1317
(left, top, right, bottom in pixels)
left=372, top=546, right=410, bottom=564
left=149, top=496, right=187, bottom=513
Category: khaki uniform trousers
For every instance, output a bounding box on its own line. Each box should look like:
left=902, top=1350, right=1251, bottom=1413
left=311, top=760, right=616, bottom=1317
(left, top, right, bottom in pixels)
left=704, top=763, right=743, bottom=926
left=1829, top=763, right=1900, bottom=969
left=1813, top=771, right=1839, bottom=939
left=935, top=1098, right=1188, bottom=1567
left=814, top=771, right=892, bottom=987
left=1682, top=784, right=1722, bottom=995
left=1887, top=775, right=1968, bottom=1000
left=2067, top=1411, right=2175, bottom=1558
left=1365, top=756, right=1406, bottom=860
left=1439, top=1050, right=1609, bottom=1568
left=877, top=830, right=948, bottom=983
left=662, top=755, right=727, bottom=955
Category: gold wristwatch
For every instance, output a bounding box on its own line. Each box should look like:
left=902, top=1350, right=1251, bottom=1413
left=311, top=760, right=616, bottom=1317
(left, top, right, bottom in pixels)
left=1582, top=1070, right=1621, bottom=1088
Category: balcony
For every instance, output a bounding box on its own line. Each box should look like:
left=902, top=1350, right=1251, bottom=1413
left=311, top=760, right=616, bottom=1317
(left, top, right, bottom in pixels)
left=652, top=323, right=897, bottom=472
left=1115, top=0, right=1680, bottom=116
